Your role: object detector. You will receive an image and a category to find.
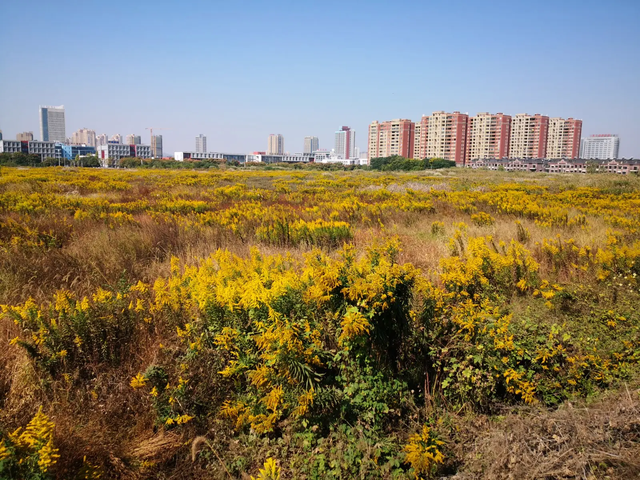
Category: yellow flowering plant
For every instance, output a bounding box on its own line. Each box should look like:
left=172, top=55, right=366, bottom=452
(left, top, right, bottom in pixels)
left=0, top=407, right=60, bottom=479
left=3, top=281, right=151, bottom=377
left=404, top=425, right=444, bottom=478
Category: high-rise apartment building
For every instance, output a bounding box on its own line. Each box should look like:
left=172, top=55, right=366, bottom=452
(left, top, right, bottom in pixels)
left=195, top=134, right=207, bottom=153
left=335, top=127, right=355, bottom=159
left=151, top=135, right=163, bottom=158
left=17, top=131, right=34, bottom=142
left=96, top=134, right=108, bottom=147
left=71, top=128, right=97, bottom=147
left=546, top=118, right=582, bottom=159
left=267, top=134, right=284, bottom=155
left=303, top=136, right=319, bottom=154
left=371, top=110, right=581, bottom=163
left=509, top=114, right=549, bottom=158
left=413, top=121, right=422, bottom=159
left=125, top=134, right=141, bottom=145
left=580, top=134, right=619, bottom=159
left=39, top=105, right=66, bottom=142
left=110, top=134, right=122, bottom=144
left=368, top=119, right=415, bottom=160
left=466, top=113, right=511, bottom=160
left=420, top=111, right=469, bottom=165
left=0, top=130, right=3, bottom=141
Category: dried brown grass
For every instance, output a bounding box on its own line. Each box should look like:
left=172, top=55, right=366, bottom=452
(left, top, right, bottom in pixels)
left=131, top=431, right=184, bottom=463
left=449, top=385, right=640, bottom=479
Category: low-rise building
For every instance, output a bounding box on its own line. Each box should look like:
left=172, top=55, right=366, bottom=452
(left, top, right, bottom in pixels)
left=27, top=141, right=59, bottom=160
left=466, top=158, right=544, bottom=172
left=60, top=145, right=97, bottom=160
left=97, top=143, right=152, bottom=166
left=176, top=151, right=316, bottom=164
left=132, top=145, right=152, bottom=158
left=547, top=159, right=586, bottom=173
left=174, top=152, right=224, bottom=161
left=2, top=140, right=62, bottom=160
left=466, top=157, right=639, bottom=175
left=0, top=140, right=22, bottom=153
left=597, top=159, right=640, bottom=174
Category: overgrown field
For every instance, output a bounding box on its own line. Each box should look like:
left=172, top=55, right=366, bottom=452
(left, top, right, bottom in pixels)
left=1, top=166, right=639, bottom=479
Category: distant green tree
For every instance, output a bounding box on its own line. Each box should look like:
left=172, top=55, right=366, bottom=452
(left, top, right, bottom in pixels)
left=586, top=161, right=599, bottom=174
left=369, top=156, right=455, bottom=171
left=427, top=158, right=456, bottom=169
left=119, top=157, right=152, bottom=168
left=79, top=155, right=101, bottom=167
left=0, top=152, right=42, bottom=167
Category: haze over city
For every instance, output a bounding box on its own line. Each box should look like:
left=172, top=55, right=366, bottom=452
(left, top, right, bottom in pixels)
left=1, top=0, right=638, bottom=158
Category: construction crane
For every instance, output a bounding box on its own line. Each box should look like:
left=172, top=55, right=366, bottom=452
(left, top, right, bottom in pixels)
left=145, top=127, right=169, bottom=158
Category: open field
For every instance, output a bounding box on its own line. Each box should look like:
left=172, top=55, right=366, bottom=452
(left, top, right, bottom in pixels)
left=1, top=166, right=639, bottom=479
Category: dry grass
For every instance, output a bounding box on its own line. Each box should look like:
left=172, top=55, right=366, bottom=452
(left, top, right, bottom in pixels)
left=131, top=431, right=184, bottom=463
left=448, top=385, right=640, bottom=479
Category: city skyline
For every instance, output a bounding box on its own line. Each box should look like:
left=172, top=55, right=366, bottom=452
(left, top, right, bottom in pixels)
left=0, top=1, right=638, bottom=157
left=0, top=104, right=628, bottom=161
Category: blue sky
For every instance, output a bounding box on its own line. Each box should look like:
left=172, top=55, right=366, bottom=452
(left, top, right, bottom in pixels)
left=1, top=0, right=638, bottom=157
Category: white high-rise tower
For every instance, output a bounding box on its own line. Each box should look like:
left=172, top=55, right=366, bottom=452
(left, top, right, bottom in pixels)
left=196, top=134, right=207, bottom=153
left=580, top=134, right=619, bottom=160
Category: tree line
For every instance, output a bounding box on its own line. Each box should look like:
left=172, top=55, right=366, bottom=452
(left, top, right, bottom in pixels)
left=0, top=153, right=101, bottom=168
left=369, top=155, right=456, bottom=171
left=1, top=153, right=457, bottom=172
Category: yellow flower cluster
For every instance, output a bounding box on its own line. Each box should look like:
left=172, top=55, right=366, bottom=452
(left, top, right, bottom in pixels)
left=0, top=407, right=60, bottom=474
left=251, top=457, right=281, bottom=480
left=164, top=414, right=193, bottom=426
left=440, top=232, right=540, bottom=298
left=404, top=425, right=444, bottom=478
left=130, top=373, right=147, bottom=388
left=339, top=306, right=370, bottom=344
left=149, top=239, right=416, bottom=433
left=4, top=282, right=150, bottom=375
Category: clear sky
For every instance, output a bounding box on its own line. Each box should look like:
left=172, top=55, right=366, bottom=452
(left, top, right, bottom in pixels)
left=1, top=0, right=638, bottom=157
